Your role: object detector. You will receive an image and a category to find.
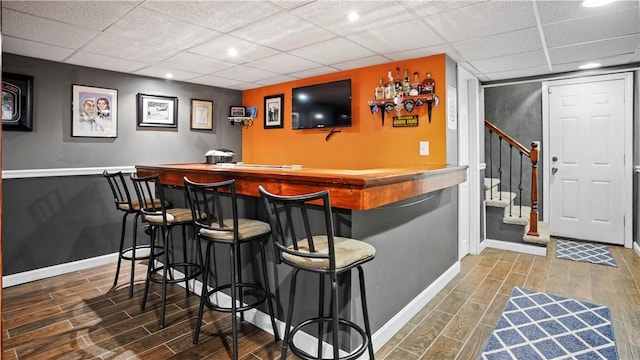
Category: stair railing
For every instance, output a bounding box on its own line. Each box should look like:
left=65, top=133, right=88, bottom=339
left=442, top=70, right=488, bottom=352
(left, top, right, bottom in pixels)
left=485, top=119, right=539, bottom=236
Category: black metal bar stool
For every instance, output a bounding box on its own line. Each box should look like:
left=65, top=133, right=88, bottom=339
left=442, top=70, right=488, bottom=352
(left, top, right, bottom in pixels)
left=259, top=185, right=376, bottom=360
left=130, top=173, right=202, bottom=328
left=184, top=177, right=279, bottom=360
left=103, top=170, right=157, bottom=297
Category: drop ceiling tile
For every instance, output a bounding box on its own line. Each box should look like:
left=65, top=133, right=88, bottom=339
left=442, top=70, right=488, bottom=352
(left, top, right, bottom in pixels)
left=469, top=50, right=548, bottom=73
left=289, top=38, right=375, bottom=65
left=549, top=35, right=640, bottom=65
left=187, top=75, right=249, bottom=89
left=452, top=27, right=542, bottom=61
left=66, top=52, right=147, bottom=73
left=331, top=55, right=392, bottom=71
left=551, top=53, right=639, bottom=73
left=536, top=0, right=639, bottom=25
left=230, top=11, right=336, bottom=51
left=106, top=7, right=220, bottom=51
left=255, top=74, right=298, bottom=86
left=403, top=0, right=487, bottom=16
left=142, top=1, right=282, bottom=33
left=423, top=1, right=536, bottom=42
left=157, top=52, right=235, bottom=74
left=289, top=66, right=338, bottom=79
left=212, top=65, right=280, bottom=82
left=269, top=0, right=315, bottom=10
left=134, top=66, right=202, bottom=82
left=543, top=9, right=640, bottom=47
left=188, top=35, right=279, bottom=64
left=346, top=19, right=444, bottom=53
left=290, top=1, right=415, bottom=36
left=481, top=65, right=551, bottom=81
left=3, top=0, right=138, bottom=31
left=2, top=8, right=98, bottom=49
left=248, top=53, right=321, bottom=74
left=82, top=32, right=180, bottom=64
left=2, top=36, right=74, bottom=62
left=384, top=44, right=458, bottom=62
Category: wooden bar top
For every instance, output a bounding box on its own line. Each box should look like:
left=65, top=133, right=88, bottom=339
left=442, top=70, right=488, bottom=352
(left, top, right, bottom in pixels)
left=135, top=163, right=467, bottom=211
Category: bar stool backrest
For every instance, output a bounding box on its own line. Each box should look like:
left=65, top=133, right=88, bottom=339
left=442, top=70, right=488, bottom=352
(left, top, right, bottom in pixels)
left=130, top=173, right=169, bottom=226
left=258, top=185, right=336, bottom=271
left=183, top=177, right=239, bottom=239
left=103, top=170, right=135, bottom=212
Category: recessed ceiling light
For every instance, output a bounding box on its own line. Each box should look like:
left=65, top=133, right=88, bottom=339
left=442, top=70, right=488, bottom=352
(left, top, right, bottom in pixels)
left=579, top=62, right=601, bottom=69
left=582, top=0, right=616, bottom=7
left=348, top=11, right=359, bottom=21
left=227, top=48, right=238, bottom=57
left=165, top=72, right=174, bottom=79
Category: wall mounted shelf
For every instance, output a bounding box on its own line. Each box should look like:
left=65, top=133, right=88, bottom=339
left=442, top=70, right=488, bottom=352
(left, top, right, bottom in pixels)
left=228, top=117, right=254, bottom=127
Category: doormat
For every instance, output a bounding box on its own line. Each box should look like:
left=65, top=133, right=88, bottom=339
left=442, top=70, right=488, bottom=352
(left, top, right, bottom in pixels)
left=555, top=239, right=617, bottom=267
left=479, top=287, right=618, bottom=360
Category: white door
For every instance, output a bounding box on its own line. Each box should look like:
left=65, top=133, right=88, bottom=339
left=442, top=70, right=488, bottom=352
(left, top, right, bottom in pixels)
left=546, top=77, right=627, bottom=245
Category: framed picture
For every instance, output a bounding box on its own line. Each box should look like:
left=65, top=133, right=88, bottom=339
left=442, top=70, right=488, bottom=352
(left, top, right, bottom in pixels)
left=191, top=99, right=213, bottom=130
left=2, top=72, right=34, bottom=131
left=264, top=94, right=284, bottom=129
left=230, top=106, right=245, bottom=117
left=72, top=84, right=118, bottom=137
left=137, top=93, right=178, bottom=128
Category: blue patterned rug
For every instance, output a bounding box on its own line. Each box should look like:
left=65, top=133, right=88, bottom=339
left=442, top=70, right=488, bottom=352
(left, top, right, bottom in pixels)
left=555, top=239, right=617, bottom=267
left=480, top=287, right=618, bottom=360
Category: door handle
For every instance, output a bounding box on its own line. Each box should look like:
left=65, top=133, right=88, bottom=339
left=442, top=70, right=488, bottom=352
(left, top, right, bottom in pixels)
left=552, top=156, right=558, bottom=161
left=552, top=167, right=558, bottom=174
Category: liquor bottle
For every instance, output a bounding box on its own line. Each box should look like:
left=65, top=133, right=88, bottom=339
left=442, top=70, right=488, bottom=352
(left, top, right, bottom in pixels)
left=385, top=71, right=396, bottom=99
left=402, top=69, right=411, bottom=96
left=374, top=77, right=385, bottom=100
left=421, top=72, right=435, bottom=94
left=394, top=67, right=402, bottom=97
left=410, top=71, right=421, bottom=96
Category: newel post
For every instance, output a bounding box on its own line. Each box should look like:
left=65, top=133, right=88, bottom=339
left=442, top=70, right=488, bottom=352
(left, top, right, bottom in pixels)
left=528, top=142, right=539, bottom=236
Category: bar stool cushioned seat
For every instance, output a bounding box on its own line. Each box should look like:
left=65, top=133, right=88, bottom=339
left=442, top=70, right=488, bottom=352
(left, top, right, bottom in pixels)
left=259, top=185, right=375, bottom=360
left=130, top=173, right=202, bottom=329
left=184, top=177, right=279, bottom=360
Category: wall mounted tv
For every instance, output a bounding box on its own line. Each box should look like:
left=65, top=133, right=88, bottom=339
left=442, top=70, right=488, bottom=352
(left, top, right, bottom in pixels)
left=292, top=79, right=352, bottom=130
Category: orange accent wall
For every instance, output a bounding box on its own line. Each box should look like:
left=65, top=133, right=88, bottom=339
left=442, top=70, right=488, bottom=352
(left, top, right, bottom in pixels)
left=241, top=54, right=447, bottom=169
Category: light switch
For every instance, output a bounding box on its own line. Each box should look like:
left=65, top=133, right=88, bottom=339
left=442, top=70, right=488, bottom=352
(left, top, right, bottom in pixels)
left=420, top=141, right=429, bottom=156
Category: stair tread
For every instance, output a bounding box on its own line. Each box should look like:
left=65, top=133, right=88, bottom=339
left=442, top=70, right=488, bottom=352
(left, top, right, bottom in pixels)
left=484, top=178, right=500, bottom=190
left=523, top=221, right=550, bottom=245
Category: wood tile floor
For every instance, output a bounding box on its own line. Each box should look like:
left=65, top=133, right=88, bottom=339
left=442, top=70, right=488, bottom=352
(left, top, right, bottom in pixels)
left=2, top=238, right=639, bottom=359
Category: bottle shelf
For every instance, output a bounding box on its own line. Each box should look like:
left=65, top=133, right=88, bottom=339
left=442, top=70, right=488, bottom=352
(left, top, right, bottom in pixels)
left=368, top=94, right=439, bottom=126
left=368, top=94, right=437, bottom=106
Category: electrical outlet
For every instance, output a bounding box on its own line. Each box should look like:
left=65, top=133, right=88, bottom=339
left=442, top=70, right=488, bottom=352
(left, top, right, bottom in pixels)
left=420, top=141, right=429, bottom=156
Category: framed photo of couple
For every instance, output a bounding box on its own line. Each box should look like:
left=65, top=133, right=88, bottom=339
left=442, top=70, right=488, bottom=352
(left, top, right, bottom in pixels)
left=71, top=84, right=118, bottom=138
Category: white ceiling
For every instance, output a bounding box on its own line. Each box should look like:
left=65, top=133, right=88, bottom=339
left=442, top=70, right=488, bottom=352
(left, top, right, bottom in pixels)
left=2, top=0, right=639, bottom=90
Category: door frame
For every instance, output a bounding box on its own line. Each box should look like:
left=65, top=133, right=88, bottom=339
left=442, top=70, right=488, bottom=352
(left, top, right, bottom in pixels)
left=542, top=72, right=633, bottom=249
left=458, top=65, right=482, bottom=257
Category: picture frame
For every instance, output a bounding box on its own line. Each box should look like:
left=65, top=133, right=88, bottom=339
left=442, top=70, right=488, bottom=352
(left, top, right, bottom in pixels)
left=2, top=72, right=34, bottom=131
left=190, top=99, right=214, bottom=130
left=137, top=93, right=178, bottom=128
left=71, top=84, right=118, bottom=137
left=230, top=106, right=245, bottom=117
left=264, top=94, right=284, bottom=129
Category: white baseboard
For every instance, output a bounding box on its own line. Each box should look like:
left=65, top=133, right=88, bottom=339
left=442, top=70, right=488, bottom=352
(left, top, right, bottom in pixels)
left=2, top=253, right=119, bottom=288
left=634, top=241, right=640, bottom=259
left=370, top=261, right=461, bottom=355
left=484, top=239, right=547, bottom=257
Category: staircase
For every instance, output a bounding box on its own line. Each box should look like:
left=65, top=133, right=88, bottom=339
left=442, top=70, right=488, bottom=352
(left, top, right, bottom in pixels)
left=485, top=178, right=550, bottom=245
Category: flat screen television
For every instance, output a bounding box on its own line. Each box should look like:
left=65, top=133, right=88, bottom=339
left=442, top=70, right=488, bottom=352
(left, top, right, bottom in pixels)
left=292, top=79, right=351, bottom=130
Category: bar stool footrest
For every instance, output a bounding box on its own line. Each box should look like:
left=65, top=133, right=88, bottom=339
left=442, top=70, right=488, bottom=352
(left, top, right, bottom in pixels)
left=120, top=245, right=152, bottom=261
left=289, top=317, right=369, bottom=360
left=204, top=283, right=267, bottom=313
left=149, top=263, right=202, bottom=285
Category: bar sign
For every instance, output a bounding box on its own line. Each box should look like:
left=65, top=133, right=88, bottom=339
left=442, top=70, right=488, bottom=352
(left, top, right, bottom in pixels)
left=393, top=115, right=419, bottom=127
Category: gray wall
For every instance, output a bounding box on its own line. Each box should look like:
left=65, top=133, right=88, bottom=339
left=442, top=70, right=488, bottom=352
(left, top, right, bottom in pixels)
left=2, top=53, right=244, bottom=169
left=2, top=54, right=243, bottom=275
left=484, top=82, right=543, bottom=215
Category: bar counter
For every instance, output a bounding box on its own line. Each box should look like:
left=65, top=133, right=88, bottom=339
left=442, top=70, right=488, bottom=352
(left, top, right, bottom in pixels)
left=135, top=162, right=468, bottom=352
left=135, top=163, right=467, bottom=210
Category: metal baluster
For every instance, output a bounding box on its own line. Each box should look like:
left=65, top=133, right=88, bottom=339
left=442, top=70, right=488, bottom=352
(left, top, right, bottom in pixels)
left=509, top=144, right=513, bottom=217
left=489, top=130, right=494, bottom=200
left=498, top=138, right=503, bottom=201
left=518, top=152, right=524, bottom=218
